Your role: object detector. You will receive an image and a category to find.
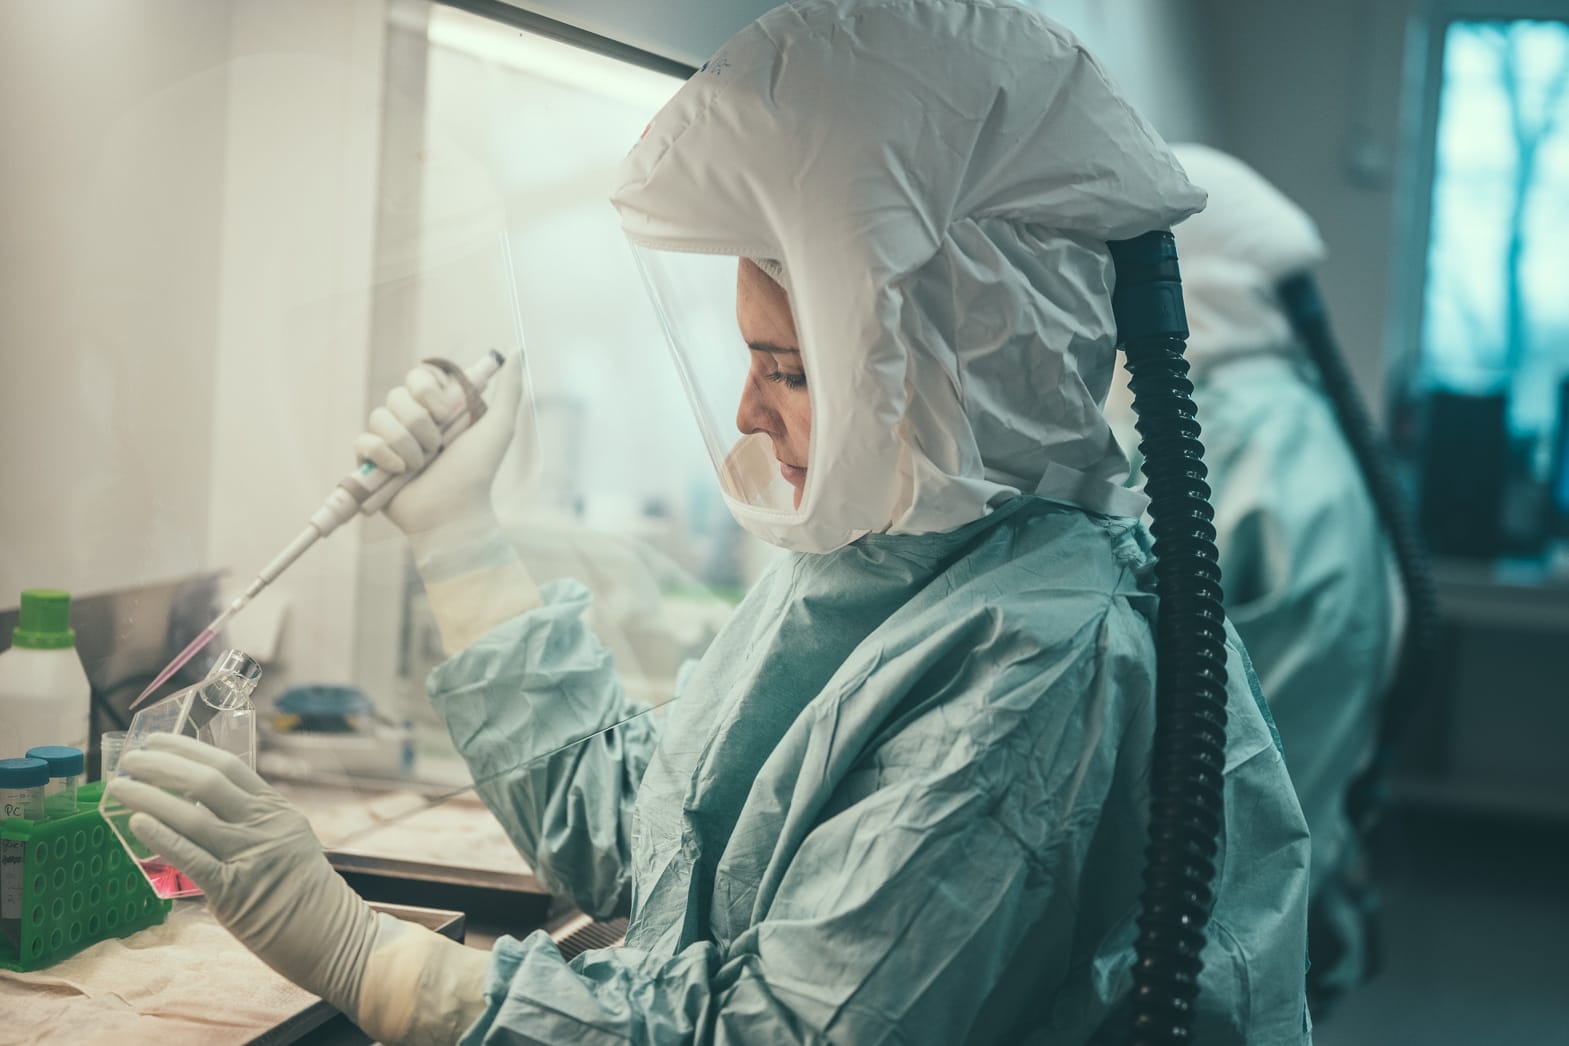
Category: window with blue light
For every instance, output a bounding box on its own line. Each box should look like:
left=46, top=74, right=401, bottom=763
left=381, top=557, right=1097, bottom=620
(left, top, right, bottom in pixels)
left=1412, top=17, right=1569, bottom=556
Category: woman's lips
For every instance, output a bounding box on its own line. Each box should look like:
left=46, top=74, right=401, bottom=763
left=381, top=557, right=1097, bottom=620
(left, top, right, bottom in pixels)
left=779, top=461, right=807, bottom=484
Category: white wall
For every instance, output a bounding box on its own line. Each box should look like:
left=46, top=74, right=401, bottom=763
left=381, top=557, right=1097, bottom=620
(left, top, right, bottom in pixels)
left=205, top=0, right=389, bottom=687
left=0, top=2, right=232, bottom=602
left=1197, top=0, right=1415, bottom=415
left=1029, top=0, right=1223, bottom=143
left=1, top=0, right=391, bottom=693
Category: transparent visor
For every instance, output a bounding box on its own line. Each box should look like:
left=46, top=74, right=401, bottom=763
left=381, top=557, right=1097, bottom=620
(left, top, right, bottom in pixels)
left=631, top=246, right=812, bottom=516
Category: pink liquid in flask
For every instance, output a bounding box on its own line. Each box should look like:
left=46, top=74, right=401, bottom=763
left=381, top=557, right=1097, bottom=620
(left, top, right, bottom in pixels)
left=139, top=857, right=202, bottom=899
left=105, top=650, right=263, bottom=901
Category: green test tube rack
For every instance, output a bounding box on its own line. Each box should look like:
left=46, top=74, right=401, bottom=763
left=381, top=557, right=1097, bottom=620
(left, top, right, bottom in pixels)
left=1, top=781, right=171, bottom=971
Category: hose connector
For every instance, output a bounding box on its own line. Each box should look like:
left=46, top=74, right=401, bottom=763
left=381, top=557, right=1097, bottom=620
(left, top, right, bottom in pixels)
left=1110, top=231, right=1188, bottom=343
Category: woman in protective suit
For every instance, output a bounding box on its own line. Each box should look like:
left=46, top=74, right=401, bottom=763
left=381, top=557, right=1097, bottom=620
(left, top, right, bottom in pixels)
left=110, top=3, right=1313, bottom=1043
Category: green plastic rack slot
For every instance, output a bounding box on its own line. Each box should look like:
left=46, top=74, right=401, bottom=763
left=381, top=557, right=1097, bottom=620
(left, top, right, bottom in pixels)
left=1, top=780, right=171, bottom=972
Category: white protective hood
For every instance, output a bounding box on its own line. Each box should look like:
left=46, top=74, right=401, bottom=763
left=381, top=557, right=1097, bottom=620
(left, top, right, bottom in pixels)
left=613, top=0, right=1206, bottom=553
left=1168, top=144, right=1327, bottom=372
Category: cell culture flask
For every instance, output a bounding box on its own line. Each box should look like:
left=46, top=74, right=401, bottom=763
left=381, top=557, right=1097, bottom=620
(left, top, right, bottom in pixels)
left=101, top=649, right=261, bottom=898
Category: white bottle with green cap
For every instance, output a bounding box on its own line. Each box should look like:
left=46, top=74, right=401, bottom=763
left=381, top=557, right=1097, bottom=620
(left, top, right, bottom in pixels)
left=0, top=590, right=91, bottom=758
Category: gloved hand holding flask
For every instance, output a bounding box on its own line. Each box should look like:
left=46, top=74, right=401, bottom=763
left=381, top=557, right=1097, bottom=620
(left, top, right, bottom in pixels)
left=109, top=733, right=489, bottom=1045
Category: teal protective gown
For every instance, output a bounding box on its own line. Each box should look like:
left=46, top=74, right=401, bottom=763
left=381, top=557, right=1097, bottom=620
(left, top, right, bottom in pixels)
left=1187, top=357, right=1397, bottom=1000
left=1192, top=357, right=1395, bottom=884
left=430, top=497, right=1313, bottom=1044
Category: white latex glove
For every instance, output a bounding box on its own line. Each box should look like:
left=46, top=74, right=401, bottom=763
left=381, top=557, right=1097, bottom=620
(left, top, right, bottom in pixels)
left=109, top=734, right=490, bottom=1045
left=355, top=356, right=542, bottom=652
left=354, top=356, right=524, bottom=541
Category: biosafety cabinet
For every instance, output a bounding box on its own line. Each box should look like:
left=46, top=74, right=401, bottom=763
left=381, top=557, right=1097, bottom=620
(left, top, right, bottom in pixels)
left=0, top=0, right=1214, bottom=807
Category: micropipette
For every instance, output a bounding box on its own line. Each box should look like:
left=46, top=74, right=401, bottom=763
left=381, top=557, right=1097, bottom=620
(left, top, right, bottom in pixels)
left=130, top=350, right=509, bottom=709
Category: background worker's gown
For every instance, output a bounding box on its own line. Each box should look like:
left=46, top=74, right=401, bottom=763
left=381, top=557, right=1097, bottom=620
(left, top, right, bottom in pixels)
left=430, top=497, right=1313, bottom=1045
left=1167, top=354, right=1400, bottom=998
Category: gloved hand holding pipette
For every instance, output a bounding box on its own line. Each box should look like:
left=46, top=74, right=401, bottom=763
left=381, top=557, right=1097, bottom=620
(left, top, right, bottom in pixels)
left=113, top=352, right=542, bottom=1040
left=355, top=353, right=543, bottom=655
left=357, top=354, right=522, bottom=538
left=132, top=351, right=538, bottom=709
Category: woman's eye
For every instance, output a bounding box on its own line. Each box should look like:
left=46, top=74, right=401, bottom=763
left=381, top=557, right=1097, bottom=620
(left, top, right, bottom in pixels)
left=766, top=371, right=808, bottom=390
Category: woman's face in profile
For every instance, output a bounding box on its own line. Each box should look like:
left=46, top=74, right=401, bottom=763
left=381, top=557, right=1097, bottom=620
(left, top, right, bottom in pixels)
left=734, top=259, right=811, bottom=508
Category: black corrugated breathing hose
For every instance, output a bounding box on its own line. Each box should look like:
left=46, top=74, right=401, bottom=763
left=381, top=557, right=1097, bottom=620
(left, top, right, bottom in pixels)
left=1276, top=274, right=1440, bottom=839
left=1111, top=231, right=1230, bottom=1045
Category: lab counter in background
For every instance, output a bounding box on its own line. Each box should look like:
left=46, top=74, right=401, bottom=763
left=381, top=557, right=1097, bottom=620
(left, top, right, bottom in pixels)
left=1429, top=555, right=1569, bottom=633
left=1392, top=556, right=1569, bottom=825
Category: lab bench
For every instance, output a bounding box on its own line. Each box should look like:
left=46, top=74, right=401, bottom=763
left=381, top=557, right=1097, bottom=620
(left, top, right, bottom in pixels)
left=0, top=900, right=463, bottom=1046
left=0, top=772, right=615, bottom=1044
left=0, top=781, right=622, bottom=1046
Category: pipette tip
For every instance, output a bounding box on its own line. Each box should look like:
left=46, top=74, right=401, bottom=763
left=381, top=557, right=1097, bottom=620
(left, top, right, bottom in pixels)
left=128, top=627, right=217, bottom=710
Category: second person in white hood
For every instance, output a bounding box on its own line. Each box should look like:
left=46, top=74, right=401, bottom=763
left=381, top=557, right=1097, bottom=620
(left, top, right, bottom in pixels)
left=109, top=2, right=1314, bottom=1043
left=1106, top=144, right=1404, bottom=1015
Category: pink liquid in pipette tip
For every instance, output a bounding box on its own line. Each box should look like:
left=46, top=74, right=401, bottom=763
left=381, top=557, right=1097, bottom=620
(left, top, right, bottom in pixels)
left=129, top=627, right=217, bottom=710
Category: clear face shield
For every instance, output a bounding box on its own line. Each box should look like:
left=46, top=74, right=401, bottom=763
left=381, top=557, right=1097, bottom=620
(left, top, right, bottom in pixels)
left=629, top=247, right=812, bottom=520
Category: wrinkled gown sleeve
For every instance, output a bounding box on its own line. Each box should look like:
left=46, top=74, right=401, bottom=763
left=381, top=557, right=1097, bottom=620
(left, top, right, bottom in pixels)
left=427, top=579, right=658, bottom=918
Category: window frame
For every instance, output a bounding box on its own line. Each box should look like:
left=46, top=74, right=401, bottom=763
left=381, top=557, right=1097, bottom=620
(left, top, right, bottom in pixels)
left=432, top=0, right=697, bottom=78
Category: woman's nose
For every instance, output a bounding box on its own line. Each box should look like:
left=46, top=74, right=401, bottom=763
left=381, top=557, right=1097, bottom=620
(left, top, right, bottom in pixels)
left=736, top=376, right=780, bottom=438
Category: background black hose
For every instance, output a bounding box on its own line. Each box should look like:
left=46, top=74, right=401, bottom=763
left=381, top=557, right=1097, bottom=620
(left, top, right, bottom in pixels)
left=1277, top=274, right=1440, bottom=841
left=1111, top=231, right=1231, bottom=1045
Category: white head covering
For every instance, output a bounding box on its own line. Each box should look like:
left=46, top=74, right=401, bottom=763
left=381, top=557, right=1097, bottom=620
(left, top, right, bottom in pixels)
left=613, top=0, right=1205, bottom=553
left=1169, top=144, right=1326, bottom=372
